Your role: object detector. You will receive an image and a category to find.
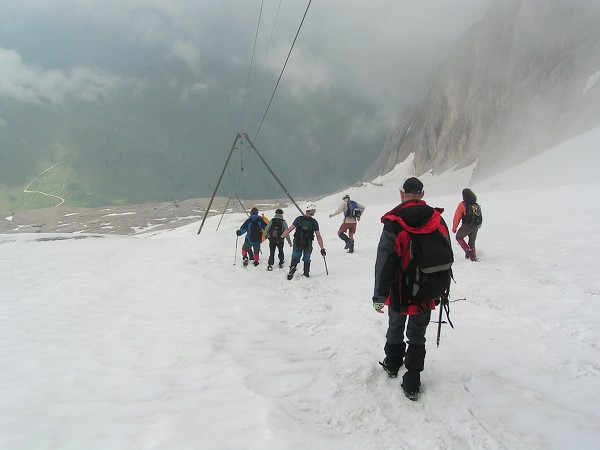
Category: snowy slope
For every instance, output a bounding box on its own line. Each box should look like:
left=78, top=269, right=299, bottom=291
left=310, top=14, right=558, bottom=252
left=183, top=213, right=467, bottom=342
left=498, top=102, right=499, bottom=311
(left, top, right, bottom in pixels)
left=1, top=130, right=599, bottom=449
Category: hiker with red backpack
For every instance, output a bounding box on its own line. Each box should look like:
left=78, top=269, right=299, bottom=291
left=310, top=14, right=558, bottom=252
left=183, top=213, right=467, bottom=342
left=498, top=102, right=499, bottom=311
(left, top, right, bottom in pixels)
left=280, top=202, right=326, bottom=280
left=373, top=177, right=454, bottom=401
left=329, top=194, right=365, bottom=253
left=236, top=207, right=268, bottom=267
left=452, top=188, right=482, bottom=262
left=264, top=208, right=292, bottom=271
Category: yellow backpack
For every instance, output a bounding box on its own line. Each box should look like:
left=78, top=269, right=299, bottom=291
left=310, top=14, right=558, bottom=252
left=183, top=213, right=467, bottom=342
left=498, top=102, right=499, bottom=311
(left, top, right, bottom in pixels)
left=261, top=215, right=270, bottom=242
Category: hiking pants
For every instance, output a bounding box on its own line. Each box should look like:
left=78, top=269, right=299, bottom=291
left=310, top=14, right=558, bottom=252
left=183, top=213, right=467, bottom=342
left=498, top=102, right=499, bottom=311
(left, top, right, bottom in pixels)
left=386, top=308, right=430, bottom=379
left=242, top=241, right=261, bottom=262
left=268, top=238, right=285, bottom=265
left=291, top=245, right=312, bottom=265
left=456, top=223, right=479, bottom=247
left=386, top=307, right=430, bottom=348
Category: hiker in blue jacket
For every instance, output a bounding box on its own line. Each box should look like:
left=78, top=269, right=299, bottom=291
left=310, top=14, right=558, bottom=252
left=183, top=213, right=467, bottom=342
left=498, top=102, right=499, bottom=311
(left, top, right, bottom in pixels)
left=236, top=207, right=267, bottom=267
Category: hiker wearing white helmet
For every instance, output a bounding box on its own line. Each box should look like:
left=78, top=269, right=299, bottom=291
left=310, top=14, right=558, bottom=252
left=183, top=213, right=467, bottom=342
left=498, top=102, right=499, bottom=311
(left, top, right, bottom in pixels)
left=280, top=202, right=326, bottom=280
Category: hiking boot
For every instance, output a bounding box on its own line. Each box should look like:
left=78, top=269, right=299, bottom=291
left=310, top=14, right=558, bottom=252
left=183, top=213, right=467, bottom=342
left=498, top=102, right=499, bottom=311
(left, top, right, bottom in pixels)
left=348, top=240, right=355, bottom=253
left=379, top=358, right=400, bottom=378
left=402, top=386, right=419, bottom=401
left=343, top=241, right=351, bottom=250
left=243, top=258, right=249, bottom=267
left=339, top=233, right=350, bottom=248
left=267, top=265, right=273, bottom=271
left=287, top=266, right=296, bottom=280
left=278, top=262, right=284, bottom=269
left=302, top=262, right=310, bottom=278
left=465, top=249, right=471, bottom=259
left=469, top=246, right=477, bottom=262
left=253, top=261, right=259, bottom=266
left=401, top=370, right=421, bottom=401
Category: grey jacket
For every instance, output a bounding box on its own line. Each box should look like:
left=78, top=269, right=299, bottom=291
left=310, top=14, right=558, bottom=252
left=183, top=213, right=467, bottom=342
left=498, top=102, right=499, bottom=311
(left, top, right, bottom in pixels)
left=264, top=214, right=292, bottom=245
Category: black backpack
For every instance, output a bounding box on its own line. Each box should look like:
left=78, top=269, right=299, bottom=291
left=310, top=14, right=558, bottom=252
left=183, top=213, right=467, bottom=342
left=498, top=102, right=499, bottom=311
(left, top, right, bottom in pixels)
left=294, top=217, right=314, bottom=250
left=403, top=229, right=454, bottom=304
left=269, top=217, right=284, bottom=239
left=345, top=200, right=362, bottom=220
left=463, top=201, right=483, bottom=227
left=247, top=217, right=264, bottom=243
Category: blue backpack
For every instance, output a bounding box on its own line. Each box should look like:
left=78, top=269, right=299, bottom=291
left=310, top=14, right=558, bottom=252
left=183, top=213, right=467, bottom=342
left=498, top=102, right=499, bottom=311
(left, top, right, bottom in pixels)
left=346, top=200, right=362, bottom=220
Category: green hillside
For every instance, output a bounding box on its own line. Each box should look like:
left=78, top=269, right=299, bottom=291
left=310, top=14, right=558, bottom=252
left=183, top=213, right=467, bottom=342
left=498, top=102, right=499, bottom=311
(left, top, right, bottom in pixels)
left=0, top=61, right=386, bottom=211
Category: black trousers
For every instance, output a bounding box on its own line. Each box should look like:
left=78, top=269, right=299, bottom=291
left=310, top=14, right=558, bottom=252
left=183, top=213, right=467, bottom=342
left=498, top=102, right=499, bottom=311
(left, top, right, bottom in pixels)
left=268, top=238, right=285, bottom=265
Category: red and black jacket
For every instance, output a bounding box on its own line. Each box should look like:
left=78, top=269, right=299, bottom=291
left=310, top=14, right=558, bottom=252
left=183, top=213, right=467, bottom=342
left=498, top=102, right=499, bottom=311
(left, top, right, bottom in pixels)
left=373, top=200, right=450, bottom=315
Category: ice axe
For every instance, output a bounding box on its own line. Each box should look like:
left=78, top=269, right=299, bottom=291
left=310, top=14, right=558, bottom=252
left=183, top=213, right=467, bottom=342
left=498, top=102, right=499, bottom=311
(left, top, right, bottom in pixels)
left=322, top=254, right=329, bottom=275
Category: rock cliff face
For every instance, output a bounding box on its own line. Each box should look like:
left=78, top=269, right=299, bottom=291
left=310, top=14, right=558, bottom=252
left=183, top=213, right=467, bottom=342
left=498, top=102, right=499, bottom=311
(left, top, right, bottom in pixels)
left=366, top=0, right=600, bottom=181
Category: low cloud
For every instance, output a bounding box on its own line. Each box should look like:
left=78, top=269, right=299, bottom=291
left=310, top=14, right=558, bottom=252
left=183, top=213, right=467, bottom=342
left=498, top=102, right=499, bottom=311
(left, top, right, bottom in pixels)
left=128, top=13, right=169, bottom=46
left=169, top=39, right=202, bottom=73
left=0, top=48, right=125, bottom=104
left=264, top=44, right=332, bottom=98
left=0, top=0, right=493, bottom=118
left=167, top=78, right=207, bottom=103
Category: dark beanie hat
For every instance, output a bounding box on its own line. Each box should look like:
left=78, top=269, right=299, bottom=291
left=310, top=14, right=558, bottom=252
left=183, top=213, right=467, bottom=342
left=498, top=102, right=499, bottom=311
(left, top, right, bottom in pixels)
left=401, top=177, right=424, bottom=194
left=275, top=208, right=284, bottom=214
left=250, top=207, right=259, bottom=215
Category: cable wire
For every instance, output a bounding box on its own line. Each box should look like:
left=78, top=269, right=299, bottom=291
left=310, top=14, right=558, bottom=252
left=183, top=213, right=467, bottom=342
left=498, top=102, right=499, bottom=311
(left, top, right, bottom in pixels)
left=238, top=0, right=265, bottom=132
left=243, top=0, right=284, bottom=130
left=253, top=0, right=312, bottom=142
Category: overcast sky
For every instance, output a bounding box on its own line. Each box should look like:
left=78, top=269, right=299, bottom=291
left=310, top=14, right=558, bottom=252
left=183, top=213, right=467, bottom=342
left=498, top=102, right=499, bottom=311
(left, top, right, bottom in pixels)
left=0, top=0, right=492, bottom=124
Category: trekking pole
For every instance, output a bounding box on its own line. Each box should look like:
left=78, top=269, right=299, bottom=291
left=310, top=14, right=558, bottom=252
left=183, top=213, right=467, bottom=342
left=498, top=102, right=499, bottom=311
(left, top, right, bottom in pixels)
left=322, top=255, right=329, bottom=275
left=233, top=235, right=239, bottom=265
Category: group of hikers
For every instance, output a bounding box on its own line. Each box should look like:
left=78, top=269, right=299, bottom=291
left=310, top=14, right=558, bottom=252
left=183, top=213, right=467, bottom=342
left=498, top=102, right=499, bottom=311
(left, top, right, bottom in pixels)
left=235, top=177, right=483, bottom=400
left=235, top=193, right=364, bottom=279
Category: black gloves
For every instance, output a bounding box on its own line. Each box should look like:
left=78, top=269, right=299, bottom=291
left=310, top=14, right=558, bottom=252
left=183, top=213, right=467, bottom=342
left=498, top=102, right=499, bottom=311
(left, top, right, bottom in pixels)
left=236, top=230, right=242, bottom=236
left=320, top=248, right=327, bottom=256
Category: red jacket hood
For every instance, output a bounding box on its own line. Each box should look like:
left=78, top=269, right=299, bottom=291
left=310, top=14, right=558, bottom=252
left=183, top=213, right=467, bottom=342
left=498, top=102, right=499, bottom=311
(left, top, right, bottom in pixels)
left=381, top=200, right=444, bottom=234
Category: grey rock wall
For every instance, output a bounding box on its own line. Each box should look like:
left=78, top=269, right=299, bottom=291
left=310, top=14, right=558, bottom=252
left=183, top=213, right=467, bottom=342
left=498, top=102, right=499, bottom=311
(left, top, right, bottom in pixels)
left=366, top=0, right=600, bottom=182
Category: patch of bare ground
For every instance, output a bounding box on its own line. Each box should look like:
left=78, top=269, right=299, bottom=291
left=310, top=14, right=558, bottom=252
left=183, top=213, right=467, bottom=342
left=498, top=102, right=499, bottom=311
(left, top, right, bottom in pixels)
left=0, top=197, right=294, bottom=236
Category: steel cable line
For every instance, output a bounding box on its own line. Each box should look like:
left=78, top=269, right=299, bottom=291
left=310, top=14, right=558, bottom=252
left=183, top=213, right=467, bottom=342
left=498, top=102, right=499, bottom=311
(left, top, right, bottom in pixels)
left=237, top=0, right=265, bottom=133
left=242, top=0, right=284, bottom=133
left=260, top=0, right=283, bottom=68
left=233, top=0, right=311, bottom=206
left=234, top=0, right=265, bottom=199
left=253, top=0, right=312, bottom=142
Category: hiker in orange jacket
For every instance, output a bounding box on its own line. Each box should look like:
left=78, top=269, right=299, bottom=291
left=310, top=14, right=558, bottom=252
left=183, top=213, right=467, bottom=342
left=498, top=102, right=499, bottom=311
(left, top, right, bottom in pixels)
left=452, top=188, right=482, bottom=261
